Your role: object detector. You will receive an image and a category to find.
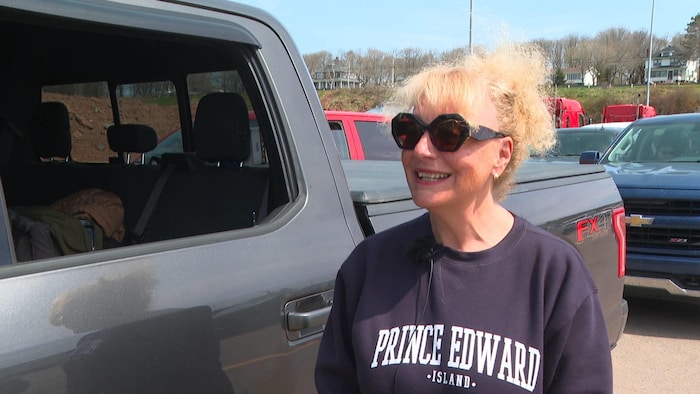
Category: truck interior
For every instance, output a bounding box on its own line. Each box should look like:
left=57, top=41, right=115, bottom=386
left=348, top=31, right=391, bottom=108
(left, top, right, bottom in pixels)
left=0, top=3, right=295, bottom=264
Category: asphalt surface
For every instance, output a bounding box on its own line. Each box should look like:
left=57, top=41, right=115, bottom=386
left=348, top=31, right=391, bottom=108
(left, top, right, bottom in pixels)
left=611, top=295, right=700, bottom=393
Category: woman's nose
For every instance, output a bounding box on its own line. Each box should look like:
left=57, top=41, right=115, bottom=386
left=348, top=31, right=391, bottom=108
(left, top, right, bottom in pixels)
left=413, top=131, right=435, bottom=155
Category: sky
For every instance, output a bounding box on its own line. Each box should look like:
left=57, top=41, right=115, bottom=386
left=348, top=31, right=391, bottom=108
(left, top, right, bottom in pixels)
left=232, top=0, right=697, bottom=55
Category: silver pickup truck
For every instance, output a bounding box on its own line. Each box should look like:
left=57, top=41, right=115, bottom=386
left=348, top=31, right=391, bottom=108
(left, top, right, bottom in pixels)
left=0, top=1, right=627, bottom=393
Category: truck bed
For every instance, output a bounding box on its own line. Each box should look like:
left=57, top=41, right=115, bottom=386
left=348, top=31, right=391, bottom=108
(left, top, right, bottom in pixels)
left=344, top=159, right=612, bottom=234
left=344, top=159, right=609, bottom=204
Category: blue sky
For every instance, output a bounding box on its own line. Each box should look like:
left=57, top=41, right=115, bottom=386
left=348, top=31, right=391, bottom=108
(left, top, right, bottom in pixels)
left=233, top=0, right=697, bottom=55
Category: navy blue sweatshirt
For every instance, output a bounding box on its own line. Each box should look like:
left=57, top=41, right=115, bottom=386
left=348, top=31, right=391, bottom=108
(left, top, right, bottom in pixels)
left=315, top=213, right=612, bottom=393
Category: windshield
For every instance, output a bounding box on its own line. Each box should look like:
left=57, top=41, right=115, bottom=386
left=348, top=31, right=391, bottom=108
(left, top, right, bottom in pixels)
left=555, top=131, right=616, bottom=156
left=602, top=122, right=700, bottom=164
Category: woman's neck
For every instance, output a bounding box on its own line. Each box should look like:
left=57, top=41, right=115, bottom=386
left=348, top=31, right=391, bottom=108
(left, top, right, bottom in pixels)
left=429, top=202, right=514, bottom=252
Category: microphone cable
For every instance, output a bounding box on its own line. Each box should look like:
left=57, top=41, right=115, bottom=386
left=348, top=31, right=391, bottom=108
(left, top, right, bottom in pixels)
left=392, top=248, right=436, bottom=394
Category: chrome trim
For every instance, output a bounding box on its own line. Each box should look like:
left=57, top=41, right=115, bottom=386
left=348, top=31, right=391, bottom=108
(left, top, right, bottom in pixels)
left=625, top=276, right=700, bottom=298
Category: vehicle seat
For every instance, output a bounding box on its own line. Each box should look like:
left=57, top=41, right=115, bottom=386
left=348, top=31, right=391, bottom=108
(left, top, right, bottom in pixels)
left=194, top=92, right=251, bottom=167
left=0, top=114, right=24, bottom=171
left=107, top=124, right=158, bottom=165
left=29, top=101, right=72, bottom=162
left=142, top=92, right=269, bottom=242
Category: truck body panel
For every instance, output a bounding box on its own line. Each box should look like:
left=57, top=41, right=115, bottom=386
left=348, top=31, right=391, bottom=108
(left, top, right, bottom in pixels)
left=602, top=104, right=657, bottom=123
left=546, top=97, right=586, bottom=128
left=0, top=0, right=627, bottom=392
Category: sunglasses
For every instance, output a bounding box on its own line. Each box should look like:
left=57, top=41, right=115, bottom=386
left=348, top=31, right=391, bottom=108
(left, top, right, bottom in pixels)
left=391, top=112, right=505, bottom=152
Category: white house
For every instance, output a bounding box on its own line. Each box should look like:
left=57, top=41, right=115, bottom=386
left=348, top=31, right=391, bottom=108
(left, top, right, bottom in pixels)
left=311, top=62, right=362, bottom=90
left=562, top=67, right=598, bottom=87
left=645, top=45, right=698, bottom=84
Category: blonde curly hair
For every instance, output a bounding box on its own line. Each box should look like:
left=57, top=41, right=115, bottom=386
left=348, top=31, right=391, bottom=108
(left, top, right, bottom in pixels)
left=385, top=42, right=555, bottom=201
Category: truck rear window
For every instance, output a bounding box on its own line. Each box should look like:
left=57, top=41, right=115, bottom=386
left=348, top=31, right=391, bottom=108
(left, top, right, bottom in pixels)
left=355, top=120, right=400, bottom=160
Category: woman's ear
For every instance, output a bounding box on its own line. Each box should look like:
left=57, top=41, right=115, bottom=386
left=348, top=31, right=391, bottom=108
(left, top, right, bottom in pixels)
left=496, top=136, right=513, bottom=169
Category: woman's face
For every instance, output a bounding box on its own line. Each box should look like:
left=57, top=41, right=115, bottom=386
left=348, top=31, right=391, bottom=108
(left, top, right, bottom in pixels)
left=400, top=96, right=512, bottom=214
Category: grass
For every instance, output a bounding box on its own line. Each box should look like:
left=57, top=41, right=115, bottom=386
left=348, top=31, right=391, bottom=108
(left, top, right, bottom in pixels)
left=144, top=95, right=178, bottom=106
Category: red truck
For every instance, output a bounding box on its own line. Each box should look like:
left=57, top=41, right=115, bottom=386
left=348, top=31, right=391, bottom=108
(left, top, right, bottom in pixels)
left=546, top=97, right=587, bottom=128
left=602, top=104, right=657, bottom=123
left=325, top=110, right=397, bottom=160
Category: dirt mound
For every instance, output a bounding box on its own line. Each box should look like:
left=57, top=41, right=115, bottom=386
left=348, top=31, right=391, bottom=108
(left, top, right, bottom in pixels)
left=44, top=93, right=180, bottom=162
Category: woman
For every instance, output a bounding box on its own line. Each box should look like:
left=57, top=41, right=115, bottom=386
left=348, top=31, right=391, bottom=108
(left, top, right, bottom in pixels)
left=315, top=43, right=613, bottom=393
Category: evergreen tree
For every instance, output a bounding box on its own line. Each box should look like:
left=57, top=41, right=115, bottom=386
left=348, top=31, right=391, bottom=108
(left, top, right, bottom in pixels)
left=553, top=68, right=566, bottom=86
left=680, top=13, right=700, bottom=58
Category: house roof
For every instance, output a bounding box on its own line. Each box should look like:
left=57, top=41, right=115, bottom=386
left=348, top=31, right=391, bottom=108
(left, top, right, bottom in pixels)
left=655, top=45, right=687, bottom=58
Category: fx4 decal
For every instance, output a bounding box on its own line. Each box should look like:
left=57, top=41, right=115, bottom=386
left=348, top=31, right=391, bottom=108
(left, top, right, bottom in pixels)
left=570, top=210, right=613, bottom=244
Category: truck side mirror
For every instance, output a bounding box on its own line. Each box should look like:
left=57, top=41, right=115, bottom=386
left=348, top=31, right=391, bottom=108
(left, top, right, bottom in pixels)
left=579, top=150, right=600, bottom=164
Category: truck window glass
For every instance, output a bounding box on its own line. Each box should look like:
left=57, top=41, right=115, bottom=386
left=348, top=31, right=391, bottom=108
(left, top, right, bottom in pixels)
left=41, top=82, right=110, bottom=163
left=328, top=121, right=350, bottom=160
left=115, top=81, right=180, bottom=164
left=186, top=71, right=266, bottom=166
left=355, top=120, right=400, bottom=160
left=1, top=26, right=291, bottom=267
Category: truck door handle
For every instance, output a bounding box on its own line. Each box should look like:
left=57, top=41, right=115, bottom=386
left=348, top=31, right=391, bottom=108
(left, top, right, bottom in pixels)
left=283, top=289, right=333, bottom=340
left=287, top=306, right=331, bottom=331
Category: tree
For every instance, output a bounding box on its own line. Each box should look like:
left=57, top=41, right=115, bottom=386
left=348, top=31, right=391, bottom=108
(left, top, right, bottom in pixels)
left=566, top=38, right=597, bottom=86
left=626, top=30, right=654, bottom=85
left=552, top=68, right=565, bottom=86
left=440, top=47, right=469, bottom=64
left=299, top=17, right=691, bottom=91
left=341, top=50, right=364, bottom=85
left=680, top=13, right=700, bottom=58
left=303, top=51, right=333, bottom=78
left=593, top=28, right=633, bottom=85
left=532, top=38, right=564, bottom=71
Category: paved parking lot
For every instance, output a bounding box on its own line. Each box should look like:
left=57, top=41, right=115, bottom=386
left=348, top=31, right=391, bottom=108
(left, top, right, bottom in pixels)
left=612, top=295, right=700, bottom=393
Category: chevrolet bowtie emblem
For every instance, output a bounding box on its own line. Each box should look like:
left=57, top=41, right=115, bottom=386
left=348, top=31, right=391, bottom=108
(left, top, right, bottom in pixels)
left=626, top=214, right=655, bottom=227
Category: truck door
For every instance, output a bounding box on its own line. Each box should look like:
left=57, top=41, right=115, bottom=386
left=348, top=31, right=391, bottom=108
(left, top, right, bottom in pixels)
left=0, top=2, right=362, bottom=393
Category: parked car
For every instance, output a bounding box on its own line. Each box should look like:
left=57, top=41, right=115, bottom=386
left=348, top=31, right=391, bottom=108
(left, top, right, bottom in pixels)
left=579, top=121, right=633, bottom=133
left=581, top=113, right=700, bottom=302
left=533, top=126, right=623, bottom=162
left=144, top=110, right=396, bottom=165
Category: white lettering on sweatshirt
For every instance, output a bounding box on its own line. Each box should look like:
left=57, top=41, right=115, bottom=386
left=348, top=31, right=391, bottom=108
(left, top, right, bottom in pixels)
left=371, top=324, right=540, bottom=392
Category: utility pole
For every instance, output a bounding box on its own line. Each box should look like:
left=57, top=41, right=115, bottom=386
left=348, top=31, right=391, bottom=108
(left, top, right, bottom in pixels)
left=469, top=0, right=473, bottom=54
left=645, top=0, right=655, bottom=106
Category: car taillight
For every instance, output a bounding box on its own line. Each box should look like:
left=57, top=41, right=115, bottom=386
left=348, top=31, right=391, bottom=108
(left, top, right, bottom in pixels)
left=612, top=207, right=626, bottom=278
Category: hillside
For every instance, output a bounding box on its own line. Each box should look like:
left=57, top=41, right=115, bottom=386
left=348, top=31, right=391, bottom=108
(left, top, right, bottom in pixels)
left=552, top=84, right=700, bottom=122
left=318, top=86, right=393, bottom=112
left=319, top=84, right=700, bottom=122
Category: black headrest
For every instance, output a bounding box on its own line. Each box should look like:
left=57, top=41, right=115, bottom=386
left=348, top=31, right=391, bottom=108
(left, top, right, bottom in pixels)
left=29, top=102, right=72, bottom=159
left=193, top=92, right=251, bottom=163
left=107, top=124, right=158, bottom=153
